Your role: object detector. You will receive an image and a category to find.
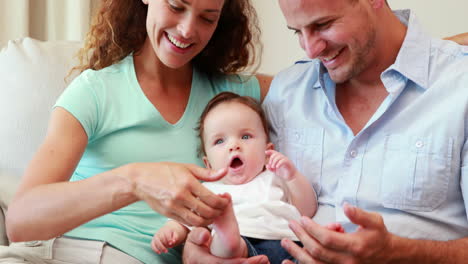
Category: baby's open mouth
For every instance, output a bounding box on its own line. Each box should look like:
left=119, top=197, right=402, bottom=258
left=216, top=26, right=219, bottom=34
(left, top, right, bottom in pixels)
left=230, top=157, right=243, bottom=169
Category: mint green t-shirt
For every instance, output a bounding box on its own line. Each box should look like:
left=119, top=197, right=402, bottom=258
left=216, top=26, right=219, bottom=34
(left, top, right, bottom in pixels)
left=54, top=55, right=260, bottom=263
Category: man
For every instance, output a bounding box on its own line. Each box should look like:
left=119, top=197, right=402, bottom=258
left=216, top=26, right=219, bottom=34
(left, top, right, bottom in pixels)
left=183, top=0, right=468, bottom=263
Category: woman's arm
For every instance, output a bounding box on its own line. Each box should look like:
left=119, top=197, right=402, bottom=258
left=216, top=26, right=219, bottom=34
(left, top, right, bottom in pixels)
left=6, top=108, right=229, bottom=242
left=256, top=74, right=273, bottom=102
left=444, top=32, right=468, bottom=45
left=6, top=108, right=138, bottom=241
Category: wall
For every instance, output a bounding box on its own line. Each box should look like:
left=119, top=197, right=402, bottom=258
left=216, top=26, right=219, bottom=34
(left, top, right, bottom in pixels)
left=253, top=0, right=468, bottom=75
left=0, top=0, right=99, bottom=46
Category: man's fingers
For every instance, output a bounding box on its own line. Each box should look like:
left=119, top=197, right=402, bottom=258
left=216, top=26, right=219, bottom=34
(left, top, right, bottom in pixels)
left=289, top=218, right=356, bottom=263
left=281, top=238, right=315, bottom=264
left=344, top=203, right=383, bottom=229
left=186, top=227, right=212, bottom=247
left=299, top=217, right=355, bottom=252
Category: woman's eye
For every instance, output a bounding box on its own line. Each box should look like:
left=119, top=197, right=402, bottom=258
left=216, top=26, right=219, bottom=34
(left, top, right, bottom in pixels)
left=201, top=17, right=216, bottom=24
left=169, top=4, right=183, bottom=12
left=242, top=135, right=251, bottom=140
left=215, top=139, right=224, bottom=145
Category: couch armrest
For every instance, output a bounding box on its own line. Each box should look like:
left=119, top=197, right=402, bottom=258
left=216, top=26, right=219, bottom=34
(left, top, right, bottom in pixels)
left=0, top=171, right=22, bottom=246
left=0, top=206, right=6, bottom=246
left=0, top=207, right=7, bottom=246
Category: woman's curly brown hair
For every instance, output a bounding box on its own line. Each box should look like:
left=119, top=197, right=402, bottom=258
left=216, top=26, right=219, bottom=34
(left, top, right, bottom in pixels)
left=72, top=0, right=261, bottom=76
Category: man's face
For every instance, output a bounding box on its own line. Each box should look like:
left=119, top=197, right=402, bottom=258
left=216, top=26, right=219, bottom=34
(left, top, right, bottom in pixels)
left=279, top=0, right=377, bottom=83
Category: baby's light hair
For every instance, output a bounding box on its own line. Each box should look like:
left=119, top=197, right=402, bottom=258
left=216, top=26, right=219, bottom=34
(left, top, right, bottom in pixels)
left=196, top=92, right=270, bottom=157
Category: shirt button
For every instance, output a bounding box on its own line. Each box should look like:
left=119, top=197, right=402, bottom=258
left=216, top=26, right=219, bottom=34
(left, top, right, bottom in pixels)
left=350, top=150, right=358, bottom=158
left=415, top=140, right=424, bottom=148
left=295, top=132, right=300, bottom=140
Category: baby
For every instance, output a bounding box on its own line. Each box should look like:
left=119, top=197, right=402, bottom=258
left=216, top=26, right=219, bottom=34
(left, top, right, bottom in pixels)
left=152, top=92, right=318, bottom=263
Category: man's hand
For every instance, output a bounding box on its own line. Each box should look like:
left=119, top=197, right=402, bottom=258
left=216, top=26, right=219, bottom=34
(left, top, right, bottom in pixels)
left=183, top=227, right=270, bottom=264
left=281, top=204, right=395, bottom=264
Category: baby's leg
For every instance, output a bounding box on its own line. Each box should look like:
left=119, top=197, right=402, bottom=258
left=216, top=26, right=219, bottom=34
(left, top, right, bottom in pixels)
left=210, top=194, right=247, bottom=258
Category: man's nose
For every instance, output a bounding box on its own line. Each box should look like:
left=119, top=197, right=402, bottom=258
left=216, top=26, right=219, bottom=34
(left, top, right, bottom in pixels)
left=302, top=32, right=327, bottom=59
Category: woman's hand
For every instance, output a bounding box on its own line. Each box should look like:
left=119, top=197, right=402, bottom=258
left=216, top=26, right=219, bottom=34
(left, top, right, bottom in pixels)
left=128, top=162, right=230, bottom=227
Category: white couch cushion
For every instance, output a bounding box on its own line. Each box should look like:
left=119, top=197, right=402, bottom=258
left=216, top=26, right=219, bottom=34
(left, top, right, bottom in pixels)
left=0, top=38, right=82, bottom=245
left=0, top=38, right=81, bottom=180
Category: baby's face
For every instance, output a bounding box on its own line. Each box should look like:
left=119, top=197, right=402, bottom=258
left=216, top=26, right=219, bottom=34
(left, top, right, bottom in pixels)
left=202, top=102, right=272, bottom=185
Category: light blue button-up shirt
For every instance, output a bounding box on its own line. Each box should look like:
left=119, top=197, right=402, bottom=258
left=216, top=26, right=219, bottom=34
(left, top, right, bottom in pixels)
left=264, top=10, right=468, bottom=240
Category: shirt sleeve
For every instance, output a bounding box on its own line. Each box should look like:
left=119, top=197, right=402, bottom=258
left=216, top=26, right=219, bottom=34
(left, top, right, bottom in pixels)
left=53, top=70, right=100, bottom=140
left=461, top=136, right=468, bottom=218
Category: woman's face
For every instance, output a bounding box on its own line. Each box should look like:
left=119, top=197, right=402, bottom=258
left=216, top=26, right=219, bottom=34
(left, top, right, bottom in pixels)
left=142, top=0, right=225, bottom=69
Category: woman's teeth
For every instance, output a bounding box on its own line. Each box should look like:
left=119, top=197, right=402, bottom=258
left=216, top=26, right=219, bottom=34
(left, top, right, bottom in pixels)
left=167, top=34, right=191, bottom=49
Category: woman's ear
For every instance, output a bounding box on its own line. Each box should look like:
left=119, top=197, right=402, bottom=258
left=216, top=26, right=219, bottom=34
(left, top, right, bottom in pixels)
left=142, top=0, right=149, bottom=5
left=203, top=157, right=212, bottom=169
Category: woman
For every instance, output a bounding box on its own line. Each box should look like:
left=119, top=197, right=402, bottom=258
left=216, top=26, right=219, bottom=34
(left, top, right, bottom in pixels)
left=5, top=0, right=271, bottom=263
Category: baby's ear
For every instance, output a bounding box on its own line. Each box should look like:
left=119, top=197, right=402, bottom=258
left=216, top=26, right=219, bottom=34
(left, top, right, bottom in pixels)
left=203, top=157, right=211, bottom=169
left=266, top=142, right=274, bottom=151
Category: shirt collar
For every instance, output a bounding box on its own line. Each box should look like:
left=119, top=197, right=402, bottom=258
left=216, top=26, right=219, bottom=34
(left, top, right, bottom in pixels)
left=314, top=10, right=431, bottom=91
left=386, top=9, right=431, bottom=90
left=312, top=61, right=327, bottom=89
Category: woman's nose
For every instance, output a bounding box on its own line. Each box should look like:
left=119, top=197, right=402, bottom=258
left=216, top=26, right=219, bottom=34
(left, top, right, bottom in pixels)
left=177, top=15, right=195, bottom=39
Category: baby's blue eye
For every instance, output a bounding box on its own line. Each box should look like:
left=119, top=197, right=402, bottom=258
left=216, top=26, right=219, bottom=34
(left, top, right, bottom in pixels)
left=242, top=135, right=251, bottom=140
left=215, top=139, right=224, bottom=145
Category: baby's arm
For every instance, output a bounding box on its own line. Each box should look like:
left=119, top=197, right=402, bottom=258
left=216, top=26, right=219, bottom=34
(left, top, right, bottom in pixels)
left=152, top=220, right=189, bottom=254
left=266, top=150, right=318, bottom=217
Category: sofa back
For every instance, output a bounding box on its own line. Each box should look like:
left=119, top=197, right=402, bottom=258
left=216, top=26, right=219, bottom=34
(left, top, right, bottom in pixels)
left=0, top=38, right=81, bottom=245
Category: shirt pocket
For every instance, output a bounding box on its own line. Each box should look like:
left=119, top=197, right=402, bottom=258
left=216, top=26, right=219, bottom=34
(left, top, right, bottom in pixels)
left=278, top=126, right=324, bottom=195
left=380, top=134, right=453, bottom=211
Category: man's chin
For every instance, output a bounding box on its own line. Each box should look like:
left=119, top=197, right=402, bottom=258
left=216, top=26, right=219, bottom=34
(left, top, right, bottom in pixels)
left=328, top=71, right=349, bottom=84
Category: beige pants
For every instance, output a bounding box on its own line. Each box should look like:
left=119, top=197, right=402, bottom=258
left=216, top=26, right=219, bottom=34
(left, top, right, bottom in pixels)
left=0, top=237, right=143, bottom=264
